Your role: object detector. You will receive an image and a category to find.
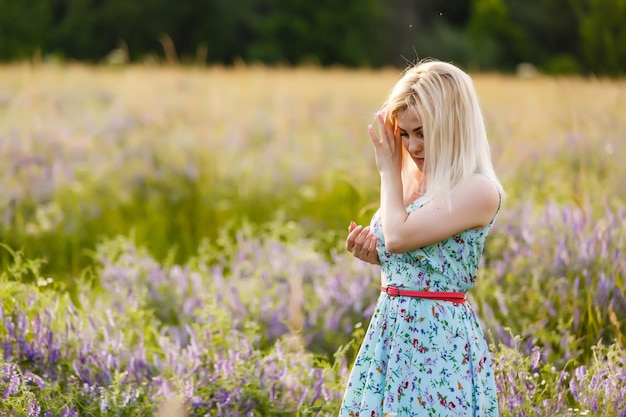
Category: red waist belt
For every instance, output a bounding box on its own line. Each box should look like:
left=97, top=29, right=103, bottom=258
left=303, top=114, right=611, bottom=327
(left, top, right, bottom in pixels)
left=380, top=286, right=466, bottom=304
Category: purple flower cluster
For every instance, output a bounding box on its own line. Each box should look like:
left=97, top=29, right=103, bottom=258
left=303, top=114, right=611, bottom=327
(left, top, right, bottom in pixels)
left=96, top=231, right=380, bottom=354
left=1, top=235, right=354, bottom=415
left=479, top=200, right=626, bottom=364
left=0, top=362, right=77, bottom=417
left=1, top=306, right=61, bottom=378
left=1, top=205, right=625, bottom=415
left=492, top=342, right=626, bottom=416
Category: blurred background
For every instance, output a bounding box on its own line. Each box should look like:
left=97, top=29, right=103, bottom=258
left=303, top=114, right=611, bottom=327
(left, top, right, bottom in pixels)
left=1, top=0, right=624, bottom=76
left=1, top=1, right=625, bottom=415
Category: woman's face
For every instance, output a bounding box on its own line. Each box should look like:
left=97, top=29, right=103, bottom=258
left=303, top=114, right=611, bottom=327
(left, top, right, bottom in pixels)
left=397, top=108, right=425, bottom=171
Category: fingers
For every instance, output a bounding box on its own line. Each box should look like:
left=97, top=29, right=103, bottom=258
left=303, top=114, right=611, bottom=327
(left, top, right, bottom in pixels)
left=358, top=232, right=378, bottom=264
left=368, top=124, right=379, bottom=147
left=373, top=111, right=397, bottom=149
left=376, top=112, right=387, bottom=143
left=354, top=226, right=370, bottom=249
left=346, top=223, right=380, bottom=265
left=346, top=224, right=376, bottom=259
left=366, top=234, right=377, bottom=253
left=383, top=113, right=395, bottom=144
left=345, top=223, right=363, bottom=251
left=369, top=112, right=388, bottom=143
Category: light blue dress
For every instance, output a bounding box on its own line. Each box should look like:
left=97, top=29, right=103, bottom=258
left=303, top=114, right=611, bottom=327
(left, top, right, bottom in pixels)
left=339, top=195, right=499, bottom=417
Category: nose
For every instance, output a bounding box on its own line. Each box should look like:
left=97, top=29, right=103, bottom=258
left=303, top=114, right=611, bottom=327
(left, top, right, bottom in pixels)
left=407, top=137, right=423, bottom=154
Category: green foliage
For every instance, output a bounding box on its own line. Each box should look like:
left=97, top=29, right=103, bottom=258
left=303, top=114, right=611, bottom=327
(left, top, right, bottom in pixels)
left=1, top=218, right=625, bottom=415
left=468, top=0, right=529, bottom=70
left=543, top=54, right=582, bottom=75
left=505, top=0, right=580, bottom=70
left=411, top=21, right=475, bottom=66
left=492, top=337, right=626, bottom=416
left=247, top=0, right=386, bottom=66
left=0, top=0, right=52, bottom=60
left=0, top=244, right=352, bottom=415
left=576, top=0, right=626, bottom=76
left=0, top=167, right=373, bottom=278
left=0, top=358, right=156, bottom=416
left=1, top=0, right=625, bottom=74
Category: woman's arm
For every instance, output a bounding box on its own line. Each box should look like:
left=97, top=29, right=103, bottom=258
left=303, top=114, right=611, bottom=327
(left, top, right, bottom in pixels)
left=381, top=174, right=500, bottom=253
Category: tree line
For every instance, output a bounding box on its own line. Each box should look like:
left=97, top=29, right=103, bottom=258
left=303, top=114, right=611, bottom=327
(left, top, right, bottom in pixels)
left=0, top=0, right=624, bottom=75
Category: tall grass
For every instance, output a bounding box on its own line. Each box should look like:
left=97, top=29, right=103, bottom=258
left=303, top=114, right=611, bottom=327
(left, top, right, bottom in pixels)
left=2, top=65, right=624, bottom=276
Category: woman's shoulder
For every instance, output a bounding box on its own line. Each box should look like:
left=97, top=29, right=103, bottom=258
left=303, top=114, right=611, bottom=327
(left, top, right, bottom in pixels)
left=466, top=174, right=501, bottom=199
left=469, top=172, right=503, bottom=197
left=455, top=175, right=501, bottom=226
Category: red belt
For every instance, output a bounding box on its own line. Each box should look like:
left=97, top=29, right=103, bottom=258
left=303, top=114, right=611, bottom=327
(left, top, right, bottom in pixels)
left=380, top=286, right=466, bottom=304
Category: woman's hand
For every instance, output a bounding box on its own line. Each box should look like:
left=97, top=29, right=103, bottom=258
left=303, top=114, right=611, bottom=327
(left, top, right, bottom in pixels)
left=369, top=111, right=402, bottom=175
left=345, top=221, right=380, bottom=265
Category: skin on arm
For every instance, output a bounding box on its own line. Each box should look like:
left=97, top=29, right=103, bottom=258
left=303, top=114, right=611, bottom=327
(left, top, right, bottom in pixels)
left=381, top=174, right=500, bottom=253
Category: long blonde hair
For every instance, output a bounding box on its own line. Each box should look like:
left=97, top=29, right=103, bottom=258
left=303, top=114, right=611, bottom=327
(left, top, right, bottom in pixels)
left=381, top=60, right=504, bottom=207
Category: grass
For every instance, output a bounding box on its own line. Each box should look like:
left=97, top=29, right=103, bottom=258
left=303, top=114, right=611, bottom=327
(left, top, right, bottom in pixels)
left=1, top=64, right=624, bottom=273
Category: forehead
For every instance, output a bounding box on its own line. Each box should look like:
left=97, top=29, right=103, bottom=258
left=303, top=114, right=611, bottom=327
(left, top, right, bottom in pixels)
left=396, top=108, right=421, bottom=129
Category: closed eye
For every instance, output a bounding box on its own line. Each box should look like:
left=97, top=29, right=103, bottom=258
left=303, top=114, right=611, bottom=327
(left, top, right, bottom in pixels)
left=398, top=129, right=423, bottom=140
left=398, top=126, right=423, bottom=137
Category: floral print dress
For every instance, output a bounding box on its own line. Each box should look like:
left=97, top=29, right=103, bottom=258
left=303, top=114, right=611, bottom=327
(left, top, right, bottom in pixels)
left=339, top=196, right=499, bottom=417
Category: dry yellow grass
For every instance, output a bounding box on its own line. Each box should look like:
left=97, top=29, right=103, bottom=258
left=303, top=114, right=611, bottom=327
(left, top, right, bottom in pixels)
left=0, top=63, right=624, bottom=219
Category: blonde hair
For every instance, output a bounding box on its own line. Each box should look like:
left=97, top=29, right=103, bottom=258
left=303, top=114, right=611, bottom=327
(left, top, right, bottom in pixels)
left=381, top=60, right=504, bottom=207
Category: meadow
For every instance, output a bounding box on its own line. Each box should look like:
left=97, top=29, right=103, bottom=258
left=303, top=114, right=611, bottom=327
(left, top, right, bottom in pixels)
left=0, top=63, right=625, bottom=416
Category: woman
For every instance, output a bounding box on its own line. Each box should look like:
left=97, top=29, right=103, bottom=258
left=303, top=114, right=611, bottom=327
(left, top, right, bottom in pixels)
left=341, top=60, right=502, bottom=417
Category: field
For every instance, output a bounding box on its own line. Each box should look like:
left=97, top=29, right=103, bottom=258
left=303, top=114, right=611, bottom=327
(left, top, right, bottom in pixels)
left=0, top=64, right=625, bottom=416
